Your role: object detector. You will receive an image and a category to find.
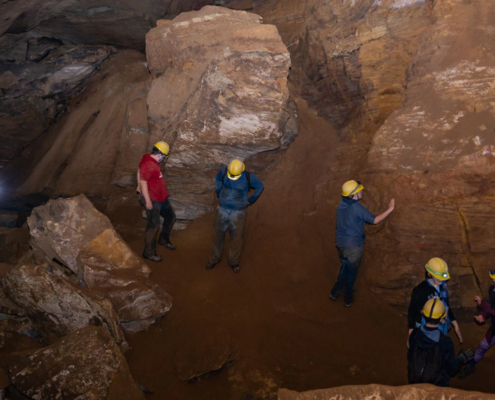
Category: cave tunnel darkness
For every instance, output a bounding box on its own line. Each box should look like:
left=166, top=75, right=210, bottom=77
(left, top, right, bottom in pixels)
left=1, top=0, right=495, bottom=399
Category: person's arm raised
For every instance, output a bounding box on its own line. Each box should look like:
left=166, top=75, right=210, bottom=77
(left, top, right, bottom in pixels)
left=374, top=198, right=395, bottom=224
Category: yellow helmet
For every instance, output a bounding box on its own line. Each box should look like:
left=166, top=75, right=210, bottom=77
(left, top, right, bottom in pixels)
left=154, top=141, right=170, bottom=156
left=489, top=270, right=495, bottom=280
left=342, top=180, right=364, bottom=197
left=227, top=159, right=245, bottom=181
left=425, top=257, right=450, bottom=281
left=422, top=297, right=446, bottom=320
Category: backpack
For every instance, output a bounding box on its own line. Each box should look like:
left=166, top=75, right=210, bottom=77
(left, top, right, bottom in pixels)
left=408, top=334, right=447, bottom=385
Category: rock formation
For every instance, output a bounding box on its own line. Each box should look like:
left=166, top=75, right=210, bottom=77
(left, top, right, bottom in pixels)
left=1, top=263, right=126, bottom=347
left=146, top=5, right=297, bottom=220
left=0, top=45, right=114, bottom=169
left=23, top=195, right=172, bottom=329
left=278, top=384, right=495, bottom=400
left=7, top=326, right=145, bottom=400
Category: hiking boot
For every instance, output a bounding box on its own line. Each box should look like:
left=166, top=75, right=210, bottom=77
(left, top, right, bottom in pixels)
left=158, top=238, right=176, bottom=250
left=230, top=265, right=240, bottom=273
left=458, top=363, right=476, bottom=379
left=143, top=253, right=162, bottom=262
left=205, top=262, right=217, bottom=270
left=344, top=302, right=353, bottom=308
left=329, top=293, right=338, bottom=301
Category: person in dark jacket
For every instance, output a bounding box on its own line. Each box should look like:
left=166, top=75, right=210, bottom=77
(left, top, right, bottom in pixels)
left=408, top=297, right=473, bottom=387
left=205, top=159, right=264, bottom=273
left=329, top=180, right=395, bottom=307
left=458, top=270, right=495, bottom=378
left=407, top=257, right=463, bottom=347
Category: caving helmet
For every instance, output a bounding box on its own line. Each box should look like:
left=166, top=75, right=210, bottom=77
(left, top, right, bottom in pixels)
left=425, top=257, right=450, bottom=281
left=422, top=297, right=446, bottom=322
left=227, top=159, right=245, bottom=181
left=342, top=180, right=364, bottom=197
left=153, top=141, right=170, bottom=157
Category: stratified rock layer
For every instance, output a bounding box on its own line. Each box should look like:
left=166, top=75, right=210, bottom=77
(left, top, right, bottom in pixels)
left=278, top=384, right=495, bottom=400
left=146, top=5, right=295, bottom=220
left=363, top=0, right=495, bottom=307
left=1, top=263, right=126, bottom=346
left=8, top=326, right=144, bottom=400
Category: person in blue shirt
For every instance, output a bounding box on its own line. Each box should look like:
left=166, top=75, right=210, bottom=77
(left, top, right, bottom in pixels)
left=205, top=159, right=264, bottom=273
left=330, top=180, right=395, bottom=307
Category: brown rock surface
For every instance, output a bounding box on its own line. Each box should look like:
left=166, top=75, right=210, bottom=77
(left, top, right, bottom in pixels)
left=146, top=5, right=296, bottom=220
left=26, top=194, right=150, bottom=277
left=78, top=249, right=172, bottom=330
left=16, top=51, right=151, bottom=197
left=278, top=384, right=495, bottom=400
left=7, top=326, right=144, bottom=400
left=1, top=263, right=126, bottom=347
left=0, top=45, right=114, bottom=169
left=362, top=0, right=495, bottom=307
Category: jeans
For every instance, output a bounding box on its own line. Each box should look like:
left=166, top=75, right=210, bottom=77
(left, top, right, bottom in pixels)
left=208, top=206, right=246, bottom=266
left=330, top=245, right=363, bottom=304
left=141, top=196, right=176, bottom=257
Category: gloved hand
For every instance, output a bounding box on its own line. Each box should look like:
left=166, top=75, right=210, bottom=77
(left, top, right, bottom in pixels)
left=456, top=349, right=474, bottom=364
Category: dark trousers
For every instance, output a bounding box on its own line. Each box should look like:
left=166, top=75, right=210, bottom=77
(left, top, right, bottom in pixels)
left=208, top=206, right=246, bottom=266
left=330, top=245, right=363, bottom=304
left=141, top=196, right=176, bottom=257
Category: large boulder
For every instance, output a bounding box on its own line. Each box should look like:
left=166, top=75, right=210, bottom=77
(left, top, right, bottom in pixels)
left=278, top=384, right=495, bottom=400
left=1, top=263, right=126, bottom=347
left=26, top=194, right=150, bottom=277
left=0, top=45, right=114, bottom=169
left=78, top=249, right=172, bottom=331
left=146, top=5, right=296, bottom=221
left=7, top=326, right=145, bottom=400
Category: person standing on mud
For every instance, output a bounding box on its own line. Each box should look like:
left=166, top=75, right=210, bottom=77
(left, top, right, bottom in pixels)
left=138, top=141, right=176, bottom=262
left=329, top=180, right=395, bottom=307
left=205, top=159, right=264, bottom=273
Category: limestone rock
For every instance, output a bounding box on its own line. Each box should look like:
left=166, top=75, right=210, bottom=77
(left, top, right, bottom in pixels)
left=16, top=51, right=151, bottom=199
left=27, top=194, right=150, bottom=277
left=278, top=384, right=495, bottom=400
left=78, top=249, right=172, bottom=330
left=146, top=5, right=295, bottom=221
left=7, top=326, right=144, bottom=400
left=1, top=263, right=126, bottom=347
left=363, top=0, right=495, bottom=308
left=0, top=45, right=114, bottom=169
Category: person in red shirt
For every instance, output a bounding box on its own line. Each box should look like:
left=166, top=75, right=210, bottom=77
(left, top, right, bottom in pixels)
left=138, top=141, right=176, bottom=262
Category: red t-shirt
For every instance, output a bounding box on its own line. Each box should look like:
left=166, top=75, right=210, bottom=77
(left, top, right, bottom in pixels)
left=139, top=154, right=168, bottom=202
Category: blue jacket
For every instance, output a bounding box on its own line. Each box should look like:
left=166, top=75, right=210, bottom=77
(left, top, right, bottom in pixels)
left=215, top=167, right=264, bottom=211
left=335, top=197, right=375, bottom=248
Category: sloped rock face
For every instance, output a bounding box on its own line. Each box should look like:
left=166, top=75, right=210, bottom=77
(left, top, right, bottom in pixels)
left=16, top=50, right=151, bottom=197
left=363, top=0, right=495, bottom=308
left=278, top=384, right=495, bottom=400
left=26, top=194, right=150, bottom=277
left=7, top=326, right=144, bottom=400
left=0, top=45, right=114, bottom=169
left=1, top=263, right=126, bottom=346
left=146, top=5, right=295, bottom=220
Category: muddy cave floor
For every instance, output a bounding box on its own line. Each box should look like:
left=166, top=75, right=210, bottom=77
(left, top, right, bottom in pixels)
left=121, top=100, right=495, bottom=399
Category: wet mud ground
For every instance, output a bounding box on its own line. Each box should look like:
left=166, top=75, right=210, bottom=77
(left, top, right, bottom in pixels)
left=123, top=99, right=495, bottom=398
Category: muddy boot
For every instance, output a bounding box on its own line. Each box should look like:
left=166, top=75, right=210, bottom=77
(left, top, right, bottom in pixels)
left=230, top=264, right=240, bottom=273
left=158, top=237, right=176, bottom=250
left=143, top=253, right=163, bottom=262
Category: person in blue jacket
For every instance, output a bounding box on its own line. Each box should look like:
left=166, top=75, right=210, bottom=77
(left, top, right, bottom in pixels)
left=205, top=159, right=264, bottom=273
left=330, top=180, right=395, bottom=307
